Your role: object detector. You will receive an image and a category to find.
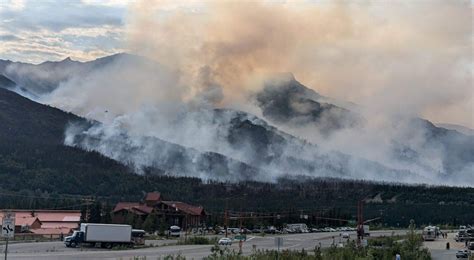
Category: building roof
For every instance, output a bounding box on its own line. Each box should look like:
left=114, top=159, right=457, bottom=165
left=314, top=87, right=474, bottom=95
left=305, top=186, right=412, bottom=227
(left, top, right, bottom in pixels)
left=145, top=192, right=161, bottom=202
left=14, top=216, right=41, bottom=227
left=113, top=202, right=140, bottom=213
left=161, top=201, right=205, bottom=216
left=34, top=212, right=81, bottom=222
left=112, top=202, right=153, bottom=215
left=41, top=222, right=79, bottom=229
left=0, top=210, right=81, bottom=230
left=0, top=210, right=81, bottom=223
left=134, top=205, right=153, bottom=214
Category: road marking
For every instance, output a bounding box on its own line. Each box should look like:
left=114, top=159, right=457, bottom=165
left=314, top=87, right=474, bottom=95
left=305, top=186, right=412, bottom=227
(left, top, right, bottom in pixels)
left=246, top=236, right=255, bottom=241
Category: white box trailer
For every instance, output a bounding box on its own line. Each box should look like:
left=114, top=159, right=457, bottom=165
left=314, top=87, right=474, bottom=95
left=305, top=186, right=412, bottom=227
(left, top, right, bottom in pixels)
left=65, top=223, right=138, bottom=248
left=81, top=223, right=132, bottom=243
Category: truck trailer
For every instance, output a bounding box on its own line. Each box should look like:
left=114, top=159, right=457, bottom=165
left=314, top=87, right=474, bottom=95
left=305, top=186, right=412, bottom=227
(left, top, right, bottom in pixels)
left=64, top=223, right=145, bottom=248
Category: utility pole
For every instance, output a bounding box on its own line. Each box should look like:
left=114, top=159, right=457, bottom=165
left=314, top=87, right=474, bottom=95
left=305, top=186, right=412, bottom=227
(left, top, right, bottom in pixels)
left=239, top=211, right=243, bottom=232
left=81, top=197, right=94, bottom=222
left=357, top=200, right=364, bottom=242
left=224, top=209, right=228, bottom=238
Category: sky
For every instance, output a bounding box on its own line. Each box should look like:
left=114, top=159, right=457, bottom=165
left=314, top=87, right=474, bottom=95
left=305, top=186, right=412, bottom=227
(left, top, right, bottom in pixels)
left=0, top=0, right=130, bottom=63
left=0, top=0, right=472, bottom=128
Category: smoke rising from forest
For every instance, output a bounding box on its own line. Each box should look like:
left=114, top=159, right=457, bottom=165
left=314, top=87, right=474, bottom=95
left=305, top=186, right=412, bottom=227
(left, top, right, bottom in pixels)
left=34, top=0, right=473, bottom=186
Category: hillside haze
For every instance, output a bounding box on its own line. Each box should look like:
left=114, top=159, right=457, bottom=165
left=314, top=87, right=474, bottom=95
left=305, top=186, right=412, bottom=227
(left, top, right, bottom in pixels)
left=0, top=84, right=472, bottom=229
left=0, top=54, right=473, bottom=186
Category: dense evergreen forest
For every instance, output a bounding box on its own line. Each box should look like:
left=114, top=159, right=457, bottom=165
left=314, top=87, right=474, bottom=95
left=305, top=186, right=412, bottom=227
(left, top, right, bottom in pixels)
left=1, top=175, right=473, bottom=227
left=0, top=87, right=472, bottom=228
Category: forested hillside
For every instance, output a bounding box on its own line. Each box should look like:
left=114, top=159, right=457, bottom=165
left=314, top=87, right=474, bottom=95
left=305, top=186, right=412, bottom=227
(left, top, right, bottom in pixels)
left=0, top=87, right=472, bottom=227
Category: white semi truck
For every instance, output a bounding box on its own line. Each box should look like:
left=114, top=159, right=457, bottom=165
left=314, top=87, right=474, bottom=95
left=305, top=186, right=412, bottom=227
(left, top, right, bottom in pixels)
left=64, top=223, right=145, bottom=248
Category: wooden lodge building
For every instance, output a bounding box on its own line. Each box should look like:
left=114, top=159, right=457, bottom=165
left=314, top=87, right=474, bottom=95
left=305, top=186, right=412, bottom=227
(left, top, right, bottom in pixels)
left=112, top=192, right=207, bottom=229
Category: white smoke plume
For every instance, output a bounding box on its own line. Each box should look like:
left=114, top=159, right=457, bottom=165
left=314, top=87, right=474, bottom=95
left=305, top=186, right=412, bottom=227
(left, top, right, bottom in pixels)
left=31, top=0, right=473, bottom=186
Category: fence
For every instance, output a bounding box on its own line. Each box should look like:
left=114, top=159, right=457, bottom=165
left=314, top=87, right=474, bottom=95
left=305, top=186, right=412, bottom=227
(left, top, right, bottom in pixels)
left=0, top=233, right=65, bottom=242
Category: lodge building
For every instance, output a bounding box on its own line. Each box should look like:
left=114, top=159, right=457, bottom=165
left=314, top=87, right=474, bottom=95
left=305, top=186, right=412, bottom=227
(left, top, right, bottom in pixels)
left=112, top=192, right=207, bottom=229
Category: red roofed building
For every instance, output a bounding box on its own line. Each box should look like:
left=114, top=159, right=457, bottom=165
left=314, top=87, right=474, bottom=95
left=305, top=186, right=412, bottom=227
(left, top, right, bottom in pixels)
left=112, top=202, right=153, bottom=223
left=158, top=201, right=206, bottom=227
left=111, top=192, right=207, bottom=230
left=0, top=210, right=80, bottom=235
left=144, top=192, right=161, bottom=206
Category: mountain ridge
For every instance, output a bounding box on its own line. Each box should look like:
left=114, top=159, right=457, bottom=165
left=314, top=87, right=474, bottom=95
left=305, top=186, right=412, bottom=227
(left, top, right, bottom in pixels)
left=2, top=53, right=472, bottom=186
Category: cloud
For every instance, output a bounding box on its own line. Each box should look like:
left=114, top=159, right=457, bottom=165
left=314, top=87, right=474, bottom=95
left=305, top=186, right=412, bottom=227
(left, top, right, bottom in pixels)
left=0, top=34, right=19, bottom=41
left=0, top=0, right=26, bottom=11
left=0, top=0, right=127, bottom=63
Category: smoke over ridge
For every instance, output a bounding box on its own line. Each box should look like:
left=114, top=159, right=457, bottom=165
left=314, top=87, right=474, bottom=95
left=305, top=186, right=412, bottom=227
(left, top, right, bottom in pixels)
left=9, top=1, right=472, bottom=186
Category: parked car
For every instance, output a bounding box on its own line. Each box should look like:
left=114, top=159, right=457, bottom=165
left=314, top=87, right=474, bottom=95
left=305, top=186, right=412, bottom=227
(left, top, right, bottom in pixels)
left=218, top=237, right=233, bottom=246
left=468, top=242, right=474, bottom=250
left=264, top=226, right=277, bottom=234
left=241, top=228, right=252, bottom=234
left=456, top=249, right=471, bottom=259
left=342, top=232, right=350, bottom=239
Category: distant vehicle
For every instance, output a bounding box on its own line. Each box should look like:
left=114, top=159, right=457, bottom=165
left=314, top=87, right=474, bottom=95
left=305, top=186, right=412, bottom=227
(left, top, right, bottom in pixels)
left=456, top=229, right=470, bottom=242
left=469, top=242, right=474, bottom=250
left=241, top=228, right=251, bottom=234
left=263, top=226, right=277, bottom=234
left=64, top=223, right=137, bottom=248
left=456, top=249, right=471, bottom=259
left=363, top=225, right=370, bottom=237
left=218, top=237, right=232, bottom=245
left=467, top=228, right=474, bottom=241
left=168, top=225, right=181, bottom=237
left=286, top=224, right=309, bottom=233
left=226, top=228, right=240, bottom=234
left=455, top=234, right=463, bottom=242
left=422, top=226, right=438, bottom=241
left=342, top=232, right=350, bottom=239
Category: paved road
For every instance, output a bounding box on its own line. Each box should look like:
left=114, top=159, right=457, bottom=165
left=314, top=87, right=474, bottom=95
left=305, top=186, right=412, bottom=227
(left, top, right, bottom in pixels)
left=423, top=232, right=470, bottom=260
left=3, top=230, right=407, bottom=259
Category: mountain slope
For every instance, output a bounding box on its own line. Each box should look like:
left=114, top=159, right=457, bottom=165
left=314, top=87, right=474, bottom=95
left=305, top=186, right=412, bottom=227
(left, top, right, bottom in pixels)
left=3, top=53, right=472, bottom=186
left=254, top=73, right=362, bottom=134
left=0, top=87, right=263, bottom=188
left=0, top=53, right=138, bottom=96
left=253, top=74, right=473, bottom=184
left=69, top=106, right=429, bottom=183
left=436, top=123, right=474, bottom=136
left=0, top=74, right=16, bottom=89
left=0, top=87, right=144, bottom=194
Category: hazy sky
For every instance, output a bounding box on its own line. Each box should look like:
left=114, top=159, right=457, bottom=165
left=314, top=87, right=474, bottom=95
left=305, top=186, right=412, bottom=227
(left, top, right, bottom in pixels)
left=0, top=0, right=472, bottom=128
left=0, top=0, right=129, bottom=63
